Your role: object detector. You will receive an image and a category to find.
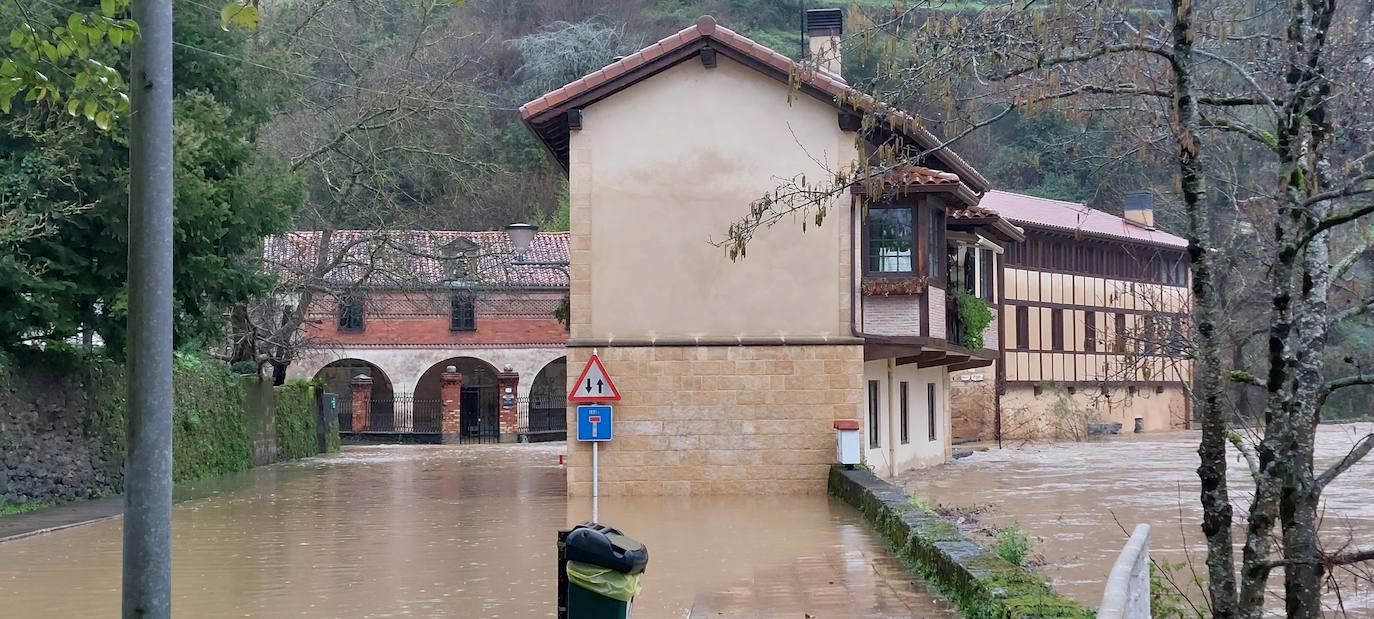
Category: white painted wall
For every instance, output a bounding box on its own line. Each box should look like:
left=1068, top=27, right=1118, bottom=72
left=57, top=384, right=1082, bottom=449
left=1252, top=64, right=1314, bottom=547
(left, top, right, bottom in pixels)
left=863, top=359, right=952, bottom=477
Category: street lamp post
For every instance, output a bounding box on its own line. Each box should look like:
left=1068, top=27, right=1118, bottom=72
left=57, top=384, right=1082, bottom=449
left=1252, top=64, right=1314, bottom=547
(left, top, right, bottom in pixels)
left=504, top=223, right=569, bottom=278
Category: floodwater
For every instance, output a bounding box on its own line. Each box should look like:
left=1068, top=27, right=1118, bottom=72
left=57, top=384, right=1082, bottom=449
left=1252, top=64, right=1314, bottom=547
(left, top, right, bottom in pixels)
left=0, top=443, right=953, bottom=618
left=899, top=422, right=1374, bottom=615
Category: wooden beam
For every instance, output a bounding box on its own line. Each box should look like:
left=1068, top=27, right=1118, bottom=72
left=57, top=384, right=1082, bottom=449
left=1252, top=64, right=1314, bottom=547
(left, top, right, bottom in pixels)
left=919, top=353, right=970, bottom=368
left=897, top=351, right=945, bottom=366
left=948, top=359, right=994, bottom=371
left=699, top=46, right=717, bottom=68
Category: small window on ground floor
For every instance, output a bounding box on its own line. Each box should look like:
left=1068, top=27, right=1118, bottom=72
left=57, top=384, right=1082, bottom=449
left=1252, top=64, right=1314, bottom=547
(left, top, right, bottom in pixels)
left=927, top=383, right=937, bottom=442
left=868, top=380, right=881, bottom=448
left=899, top=381, right=910, bottom=444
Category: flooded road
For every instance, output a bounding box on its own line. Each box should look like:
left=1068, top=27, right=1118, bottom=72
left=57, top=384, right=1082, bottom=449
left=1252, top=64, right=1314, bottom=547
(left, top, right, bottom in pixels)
left=899, top=422, right=1374, bottom=615
left=0, top=443, right=952, bottom=618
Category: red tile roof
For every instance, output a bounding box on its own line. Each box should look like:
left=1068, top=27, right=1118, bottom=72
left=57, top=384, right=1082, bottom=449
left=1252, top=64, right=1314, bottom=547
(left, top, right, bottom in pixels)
left=880, top=164, right=961, bottom=187
left=264, top=231, right=570, bottom=289
left=520, top=15, right=990, bottom=193
left=979, top=191, right=1187, bottom=248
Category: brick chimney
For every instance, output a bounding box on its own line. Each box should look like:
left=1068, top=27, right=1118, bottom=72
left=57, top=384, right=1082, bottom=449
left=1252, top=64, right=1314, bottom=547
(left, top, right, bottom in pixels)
left=1123, top=191, right=1155, bottom=229
left=806, top=8, right=843, bottom=77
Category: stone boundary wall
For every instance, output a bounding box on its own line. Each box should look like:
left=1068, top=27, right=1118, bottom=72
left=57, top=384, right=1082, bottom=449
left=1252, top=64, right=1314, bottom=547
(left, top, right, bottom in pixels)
left=1, top=351, right=332, bottom=512
left=828, top=466, right=1089, bottom=618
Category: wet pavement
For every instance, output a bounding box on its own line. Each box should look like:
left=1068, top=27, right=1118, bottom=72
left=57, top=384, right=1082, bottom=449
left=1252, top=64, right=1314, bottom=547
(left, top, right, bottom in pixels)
left=0, top=443, right=953, bottom=618
left=899, top=422, right=1374, bottom=615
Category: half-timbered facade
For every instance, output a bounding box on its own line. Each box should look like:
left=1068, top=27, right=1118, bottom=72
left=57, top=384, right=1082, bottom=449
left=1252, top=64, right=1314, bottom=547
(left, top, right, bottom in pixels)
left=979, top=191, right=1192, bottom=438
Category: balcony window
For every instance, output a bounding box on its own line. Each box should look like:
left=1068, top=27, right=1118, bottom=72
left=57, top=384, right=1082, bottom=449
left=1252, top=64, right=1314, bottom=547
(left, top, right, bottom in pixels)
left=927, top=208, right=944, bottom=279
left=865, top=207, right=914, bottom=273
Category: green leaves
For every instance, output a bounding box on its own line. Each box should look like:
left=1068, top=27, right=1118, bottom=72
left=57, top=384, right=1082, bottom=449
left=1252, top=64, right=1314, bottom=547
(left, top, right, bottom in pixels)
left=219, top=1, right=261, bottom=31
left=2, top=2, right=137, bottom=129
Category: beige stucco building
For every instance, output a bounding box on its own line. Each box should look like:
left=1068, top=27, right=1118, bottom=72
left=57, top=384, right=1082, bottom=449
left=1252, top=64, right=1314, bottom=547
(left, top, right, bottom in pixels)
left=521, top=13, right=1025, bottom=494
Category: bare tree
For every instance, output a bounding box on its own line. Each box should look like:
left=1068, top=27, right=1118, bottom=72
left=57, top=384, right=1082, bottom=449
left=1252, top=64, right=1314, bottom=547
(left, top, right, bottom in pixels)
left=219, top=0, right=498, bottom=378
left=723, top=1, right=1374, bottom=615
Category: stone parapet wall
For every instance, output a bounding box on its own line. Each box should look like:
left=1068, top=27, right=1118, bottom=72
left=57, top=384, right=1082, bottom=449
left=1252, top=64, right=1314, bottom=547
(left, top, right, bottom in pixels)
left=564, top=344, right=863, bottom=495
left=829, top=466, right=1089, bottom=618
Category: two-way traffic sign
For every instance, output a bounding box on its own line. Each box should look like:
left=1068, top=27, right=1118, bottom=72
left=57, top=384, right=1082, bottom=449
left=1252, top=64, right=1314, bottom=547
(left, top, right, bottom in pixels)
left=568, top=353, right=621, bottom=402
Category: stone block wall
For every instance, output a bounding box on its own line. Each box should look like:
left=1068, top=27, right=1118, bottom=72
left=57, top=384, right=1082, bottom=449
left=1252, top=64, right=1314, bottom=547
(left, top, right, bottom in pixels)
left=564, top=345, right=864, bottom=496
left=0, top=356, right=121, bottom=507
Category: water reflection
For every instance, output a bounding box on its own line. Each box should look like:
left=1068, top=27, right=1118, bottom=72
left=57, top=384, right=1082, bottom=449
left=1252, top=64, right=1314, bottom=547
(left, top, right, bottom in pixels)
left=1, top=444, right=951, bottom=618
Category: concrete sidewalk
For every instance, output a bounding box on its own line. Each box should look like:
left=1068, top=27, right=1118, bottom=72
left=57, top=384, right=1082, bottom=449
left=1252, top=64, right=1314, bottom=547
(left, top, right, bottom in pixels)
left=0, top=496, right=123, bottom=543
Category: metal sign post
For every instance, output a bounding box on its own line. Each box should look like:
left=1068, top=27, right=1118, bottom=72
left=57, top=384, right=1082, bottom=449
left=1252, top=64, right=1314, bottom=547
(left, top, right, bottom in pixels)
left=571, top=350, right=619, bottom=522
left=576, top=403, right=614, bottom=523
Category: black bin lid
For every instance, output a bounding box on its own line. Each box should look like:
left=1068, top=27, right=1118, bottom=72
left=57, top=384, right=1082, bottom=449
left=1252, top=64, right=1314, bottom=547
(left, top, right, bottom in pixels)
left=564, top=523, right=648, bottom=575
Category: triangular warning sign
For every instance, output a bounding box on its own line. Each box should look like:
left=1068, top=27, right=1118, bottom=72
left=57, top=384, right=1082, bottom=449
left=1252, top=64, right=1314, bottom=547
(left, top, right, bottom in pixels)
left=569, top=353, right=621, bottom=402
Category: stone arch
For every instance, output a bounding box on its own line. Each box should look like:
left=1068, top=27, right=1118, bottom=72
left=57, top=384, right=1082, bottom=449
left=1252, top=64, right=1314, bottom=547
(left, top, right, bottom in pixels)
left=525, top=357, right=567, bottom=440
left=313, top=359, right=394, bottom=401
left=413, top=357, right=501, bottom=401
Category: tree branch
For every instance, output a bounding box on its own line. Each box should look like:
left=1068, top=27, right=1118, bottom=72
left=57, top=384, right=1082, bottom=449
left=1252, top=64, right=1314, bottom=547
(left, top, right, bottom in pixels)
left=1227, top=430, right=1262, bottom=483
left=1296, top=201, right=1374, bottom=250
left=1326, top=549, right=1374, bottom=567
left=1315, top=432, right=1374, bottom=491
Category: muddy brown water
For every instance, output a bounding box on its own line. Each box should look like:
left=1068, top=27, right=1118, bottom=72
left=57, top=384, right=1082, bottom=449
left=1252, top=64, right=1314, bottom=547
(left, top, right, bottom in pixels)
left=899, top=422, right=1374, bottom=615
left=0, top=443, right=952, bottom=618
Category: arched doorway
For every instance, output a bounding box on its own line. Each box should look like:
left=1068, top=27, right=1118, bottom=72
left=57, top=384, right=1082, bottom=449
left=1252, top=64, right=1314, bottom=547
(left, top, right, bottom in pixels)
left=525, top=357, right=567, bottom=442
left=414, top=357, right=501, bottom=443
left=312, top=360, right=394, bottom=432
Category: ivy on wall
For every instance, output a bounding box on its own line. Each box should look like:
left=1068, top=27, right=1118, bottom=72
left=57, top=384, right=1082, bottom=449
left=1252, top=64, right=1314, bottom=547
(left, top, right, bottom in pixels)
left=3, top=350, right=335, bottom=512
left=274, top=380, right=319, bottom=461
left=953, top=288, right=994, bottom=350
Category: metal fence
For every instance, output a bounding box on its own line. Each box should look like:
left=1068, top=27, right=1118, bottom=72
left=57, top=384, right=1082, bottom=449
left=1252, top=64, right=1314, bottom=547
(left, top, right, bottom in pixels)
left=336, top=395, right=442, bottom=434
left=516, top=395, right=567, bottom=442
left=1098, top=523, right=1151, bottom=619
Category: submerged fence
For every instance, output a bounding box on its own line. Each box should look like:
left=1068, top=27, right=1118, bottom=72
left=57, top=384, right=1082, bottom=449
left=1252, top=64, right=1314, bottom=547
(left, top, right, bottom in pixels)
left=335, top=395, right=442, bottom=434
left=1098, top=523, right=1151, bottom=619
left=515, top=395, right=567, bottom=442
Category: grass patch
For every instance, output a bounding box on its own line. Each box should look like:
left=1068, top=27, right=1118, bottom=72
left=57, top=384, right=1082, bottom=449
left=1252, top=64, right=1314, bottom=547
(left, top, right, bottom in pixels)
left=0, top=500, right=53, bottom=517
left=995, top=523, right=1033, bottom=566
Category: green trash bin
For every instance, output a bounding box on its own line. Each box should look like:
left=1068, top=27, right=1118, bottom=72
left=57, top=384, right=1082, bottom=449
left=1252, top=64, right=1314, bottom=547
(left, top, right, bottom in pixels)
left=560, top=523, right=648, bottom=619
left=566, top=560, right=641, bottom=618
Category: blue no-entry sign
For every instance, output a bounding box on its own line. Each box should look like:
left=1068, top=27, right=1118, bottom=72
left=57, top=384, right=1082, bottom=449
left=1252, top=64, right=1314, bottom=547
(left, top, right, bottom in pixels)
left=576, top=405, right=613, bottom=442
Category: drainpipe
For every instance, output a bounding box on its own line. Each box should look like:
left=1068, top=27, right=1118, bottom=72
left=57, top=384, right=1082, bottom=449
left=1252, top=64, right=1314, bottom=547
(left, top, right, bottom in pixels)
left=887, top=359, right=898, bottom=475
left=849, top=194, right=866, bottom=339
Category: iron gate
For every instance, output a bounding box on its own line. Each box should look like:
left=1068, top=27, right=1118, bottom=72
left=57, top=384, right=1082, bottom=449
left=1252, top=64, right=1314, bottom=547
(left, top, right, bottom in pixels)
left=366, top=395, right=442, bottom=433
left=459, top=386, right=500, bottom=444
